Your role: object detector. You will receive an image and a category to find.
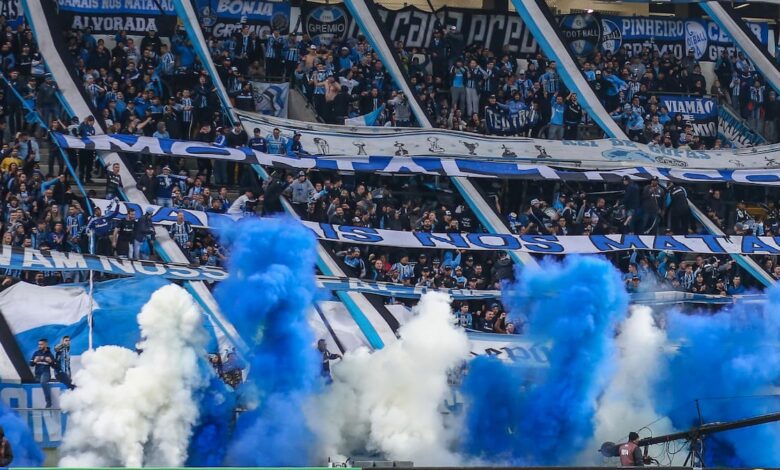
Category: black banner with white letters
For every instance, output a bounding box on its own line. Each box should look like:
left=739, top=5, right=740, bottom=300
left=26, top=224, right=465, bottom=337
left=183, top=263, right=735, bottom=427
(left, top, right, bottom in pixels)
left=300, top=2, right=773, bottom=61
left=301, top=2, right=539, bottom=56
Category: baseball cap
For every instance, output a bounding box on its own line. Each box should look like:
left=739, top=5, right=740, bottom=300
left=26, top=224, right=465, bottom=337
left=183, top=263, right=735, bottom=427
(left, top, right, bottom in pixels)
left=530, top=198, right=540, bottom=205
left=298, top=170, right=306, bottom=177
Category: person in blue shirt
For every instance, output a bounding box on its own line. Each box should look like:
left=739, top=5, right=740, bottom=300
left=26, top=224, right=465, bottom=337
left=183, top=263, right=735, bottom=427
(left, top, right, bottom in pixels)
left=625, top=107, right=645, bottom=142
left=248, top=128, right=266, bottom=152
left=266, top=128, right=287, bottom=155
left=65, top=205, right=85, bottom=253
left=499, top=91, right=528, bottom=135
left=30, top=339, right=55, bottom=408
left=658, top=105, right=671, bottom=125
left=155, top=166, right=191, bottom=207
left=727, top=275, right=746, bottom=295
left=288, top=132, right=308, bottom=155
left=604, top=70, right=627, bottom=111
left=548, top=94, right=565, bottom=140
left=456, top=303, right=473, bottom=329
left=87, top=201, right=120, bottom=255
left=450, top=59, right=466, bottom=113
left=310, top=62, right=330, bottom=117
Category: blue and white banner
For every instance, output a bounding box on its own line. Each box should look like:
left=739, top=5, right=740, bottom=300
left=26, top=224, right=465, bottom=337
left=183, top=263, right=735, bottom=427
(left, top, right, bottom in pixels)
left=91, top=199, right=780, bottom=256
left=568, top=13, right=771, bottom=61
left=235, top=111, right=780, bottom=170
left=345, top=104, right=385, bottom=127
left=55, top=133, right=780, bottom=186
left=0, top=276, right=221, bottom=449
left=0, top=383, right=66, bottom=447
left=249, top=81, right=288, bottom=118
left=196, top=0, right=291, bottom=38
left=659, top=95, right=718, bottom=137
left=0, top=245, right=226, bottom=281
left=718, top=103, right=768, bottom=148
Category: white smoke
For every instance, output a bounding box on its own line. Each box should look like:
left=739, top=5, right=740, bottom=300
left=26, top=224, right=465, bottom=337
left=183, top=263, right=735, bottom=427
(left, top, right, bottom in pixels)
left=59, top=284, right=209, bottom=467
left=582, top=305, right=675, bottom=464
left=311, top=292, right=470, bottom=465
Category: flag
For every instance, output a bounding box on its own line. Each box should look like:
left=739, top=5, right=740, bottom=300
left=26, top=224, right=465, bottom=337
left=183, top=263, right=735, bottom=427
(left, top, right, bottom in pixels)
left=345, top=104, right=385, bottom=127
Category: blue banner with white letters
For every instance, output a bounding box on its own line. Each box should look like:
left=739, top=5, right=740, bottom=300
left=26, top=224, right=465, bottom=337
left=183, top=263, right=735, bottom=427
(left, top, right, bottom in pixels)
left=560, top=13, right=770, bottom=61
left=91, top=198, right=780, bottom=256
left=194, top=0, right=290, bottom=38
left=659, top=95, right=719, bottom=137
left=0, top=383, right=66, bottom=447
left=0, top=245, right=226, bottom=281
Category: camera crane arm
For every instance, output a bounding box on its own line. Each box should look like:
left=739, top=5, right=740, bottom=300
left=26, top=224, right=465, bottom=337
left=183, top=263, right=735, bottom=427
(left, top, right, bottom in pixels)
left=600, top=411, right=780, bottom=466
left=636, top=411, right=780, bottom=447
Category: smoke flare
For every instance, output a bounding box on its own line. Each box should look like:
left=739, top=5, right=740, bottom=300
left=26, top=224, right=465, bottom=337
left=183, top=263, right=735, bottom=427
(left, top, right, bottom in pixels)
left=58, top=284, right=208, bottom=467
left=461, top=256, right=628, bottom=465
left=313, top=292, right=470, bottom=465
left=216, top=217, right=321, bottom=466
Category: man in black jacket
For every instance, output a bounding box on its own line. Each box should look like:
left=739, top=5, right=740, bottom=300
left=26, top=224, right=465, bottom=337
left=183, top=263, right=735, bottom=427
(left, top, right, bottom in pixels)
left=622, top=176, right=641, bottom=233
left=136, top=165, right=156, bottom=202
left=30, top=339, right=55, bottom=408
left=261, top=172, right=284, bottom=215
left=564, top=93, right=583, bottom=140
left=105, top=162, right=122, bottom=200
left=666, top=181, right=690, bottom=234
left=134, top=208, right=156, bottom=260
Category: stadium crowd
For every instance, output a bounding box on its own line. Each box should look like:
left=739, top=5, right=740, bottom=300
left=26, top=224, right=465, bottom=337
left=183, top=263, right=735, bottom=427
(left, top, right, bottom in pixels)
left=0, top=12, right=777, bottom=338
left=268, top=25, right=779, bottom=146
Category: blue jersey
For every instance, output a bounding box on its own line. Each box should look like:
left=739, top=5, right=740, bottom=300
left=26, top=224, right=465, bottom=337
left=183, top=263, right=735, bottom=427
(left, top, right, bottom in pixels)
left=248, top=137, right=266, bottom=152
left=87, top=204, right=119, bottom=237
left=156, top=174, right=187, bottom=199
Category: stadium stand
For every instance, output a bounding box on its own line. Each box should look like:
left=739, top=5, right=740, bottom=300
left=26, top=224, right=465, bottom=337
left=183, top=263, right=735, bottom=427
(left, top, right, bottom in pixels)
left=1, top=0, right=779, bottom=332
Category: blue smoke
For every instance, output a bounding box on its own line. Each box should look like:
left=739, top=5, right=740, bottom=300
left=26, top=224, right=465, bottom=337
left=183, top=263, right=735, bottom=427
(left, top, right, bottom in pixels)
left=653, top=284, right=780, bottom=467
left=461, top=256, right=628, bottom=464
left=186, top=373, right=236, bottom=466
left=214, top=217, right=321, bottom=466
left=0, top=401, right=43, bottom=466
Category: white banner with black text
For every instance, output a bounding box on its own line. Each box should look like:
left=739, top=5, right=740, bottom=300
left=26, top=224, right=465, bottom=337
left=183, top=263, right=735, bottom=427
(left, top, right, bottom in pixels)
left=56, top=134, right=780, bottom=186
